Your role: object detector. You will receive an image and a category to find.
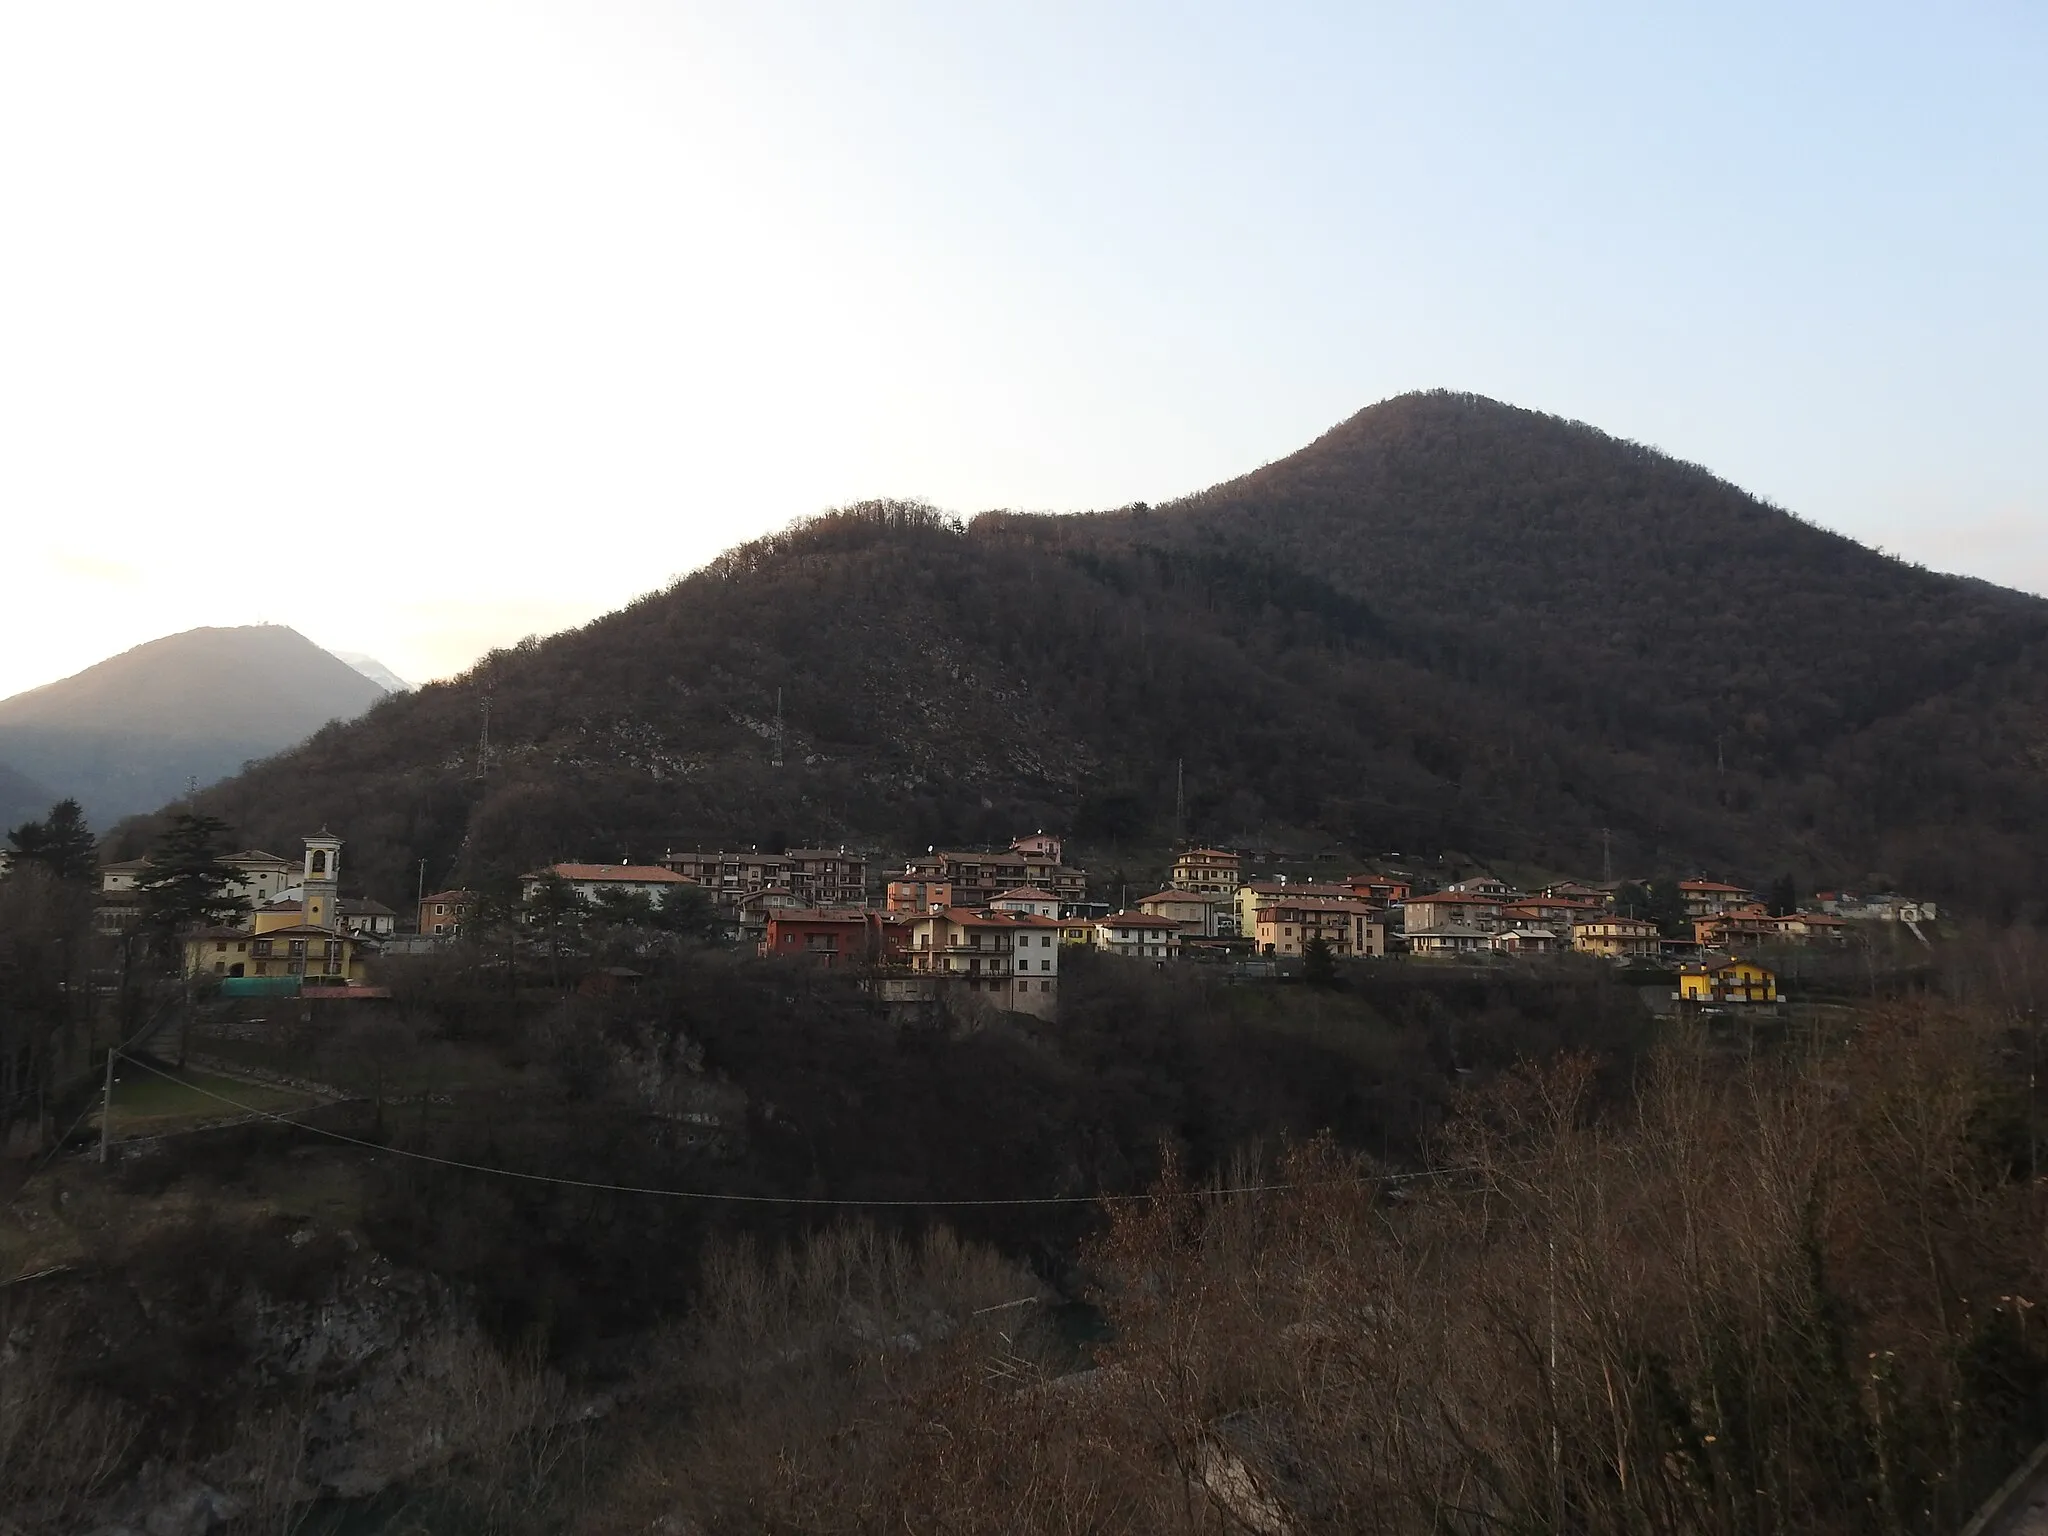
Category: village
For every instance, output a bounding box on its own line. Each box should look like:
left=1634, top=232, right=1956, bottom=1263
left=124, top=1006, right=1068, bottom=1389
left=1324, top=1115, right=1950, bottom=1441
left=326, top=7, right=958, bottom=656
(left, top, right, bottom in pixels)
left=98, top=828, right=1943, bottom=1022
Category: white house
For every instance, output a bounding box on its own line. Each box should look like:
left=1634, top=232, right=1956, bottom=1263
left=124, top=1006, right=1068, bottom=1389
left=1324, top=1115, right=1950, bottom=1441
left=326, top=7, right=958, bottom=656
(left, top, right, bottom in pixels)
left=990, top=886, right=1062, bottom=918
left=1093, top=912, right=1185, bottom=960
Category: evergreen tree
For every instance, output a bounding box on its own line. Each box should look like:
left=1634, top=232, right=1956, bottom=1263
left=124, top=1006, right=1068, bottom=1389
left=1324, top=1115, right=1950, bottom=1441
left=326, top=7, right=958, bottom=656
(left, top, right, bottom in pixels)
left=1646, top=876, right=1690, bottom=939
left=136, top=813, right=245, bottom=949
left=5, top=799, right=98, bottom=882
left=1766, top=873, right=1799, bottom=917
left=524, top=873, right=588, bottom=986
left=1302, top=933, right=1338, bottom=987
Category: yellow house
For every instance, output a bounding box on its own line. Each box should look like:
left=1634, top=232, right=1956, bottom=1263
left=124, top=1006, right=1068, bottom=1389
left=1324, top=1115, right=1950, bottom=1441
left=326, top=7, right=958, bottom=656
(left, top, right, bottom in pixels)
left=184, top=924, right=369, bottom=982
left=1572, top=916, right=1661, bottom=960
left=1677, top=956, right=1779, bottom=1005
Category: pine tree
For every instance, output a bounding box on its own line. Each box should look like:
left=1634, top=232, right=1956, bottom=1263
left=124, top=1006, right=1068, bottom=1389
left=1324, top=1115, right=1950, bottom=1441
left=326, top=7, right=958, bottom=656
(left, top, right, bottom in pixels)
left=1303, top=933, right=1338, bottom=987
left=136, top=813, right=245, bottom=952
left=6, top=799, right=98, bottom=882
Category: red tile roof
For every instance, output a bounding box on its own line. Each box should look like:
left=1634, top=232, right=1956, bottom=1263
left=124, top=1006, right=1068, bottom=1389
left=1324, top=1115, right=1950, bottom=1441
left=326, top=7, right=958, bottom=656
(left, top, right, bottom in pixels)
left=533, top=863, right=690, bottom=884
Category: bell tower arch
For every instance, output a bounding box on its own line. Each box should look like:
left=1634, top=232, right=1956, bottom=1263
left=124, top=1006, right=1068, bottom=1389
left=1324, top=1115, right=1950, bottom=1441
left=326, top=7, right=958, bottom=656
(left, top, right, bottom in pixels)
left=302, top=834, right=342, bottom=930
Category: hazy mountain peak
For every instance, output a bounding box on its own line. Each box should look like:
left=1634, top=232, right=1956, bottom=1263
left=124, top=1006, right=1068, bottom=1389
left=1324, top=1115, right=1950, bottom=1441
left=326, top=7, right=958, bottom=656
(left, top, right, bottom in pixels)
left=0, top=624, right=391, bottom=822
left=333, top=652, right=413, bottom=693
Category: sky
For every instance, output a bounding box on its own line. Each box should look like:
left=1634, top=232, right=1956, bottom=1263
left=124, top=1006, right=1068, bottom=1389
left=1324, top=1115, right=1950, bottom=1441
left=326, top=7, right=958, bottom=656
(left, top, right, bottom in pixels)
left=1, top=0, right=2043, bottom=698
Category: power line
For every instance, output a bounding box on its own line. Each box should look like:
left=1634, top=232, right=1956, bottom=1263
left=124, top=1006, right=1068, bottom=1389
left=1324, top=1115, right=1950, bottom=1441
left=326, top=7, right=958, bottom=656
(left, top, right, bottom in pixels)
left=108, top=1051, right=1474, bottom=1209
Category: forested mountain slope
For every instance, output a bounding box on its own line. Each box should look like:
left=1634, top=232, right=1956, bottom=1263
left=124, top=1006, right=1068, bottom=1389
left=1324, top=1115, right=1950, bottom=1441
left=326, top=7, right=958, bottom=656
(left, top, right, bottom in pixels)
left=139, top=395, right=2048, bottom=913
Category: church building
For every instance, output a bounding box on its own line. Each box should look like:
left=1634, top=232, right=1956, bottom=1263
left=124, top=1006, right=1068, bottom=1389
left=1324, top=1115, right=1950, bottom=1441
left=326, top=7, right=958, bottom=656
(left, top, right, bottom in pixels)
left=183, top=834, right=373, bottom=983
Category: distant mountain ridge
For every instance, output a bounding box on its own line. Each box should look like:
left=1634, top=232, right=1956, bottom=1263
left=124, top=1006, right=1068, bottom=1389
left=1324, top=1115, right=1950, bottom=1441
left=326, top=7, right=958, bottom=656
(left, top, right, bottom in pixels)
left=125, top=393, right=2048, bottom=915
left=0, top=625, right=392, bottom=824
left=335, top=653, right=413, bottom=693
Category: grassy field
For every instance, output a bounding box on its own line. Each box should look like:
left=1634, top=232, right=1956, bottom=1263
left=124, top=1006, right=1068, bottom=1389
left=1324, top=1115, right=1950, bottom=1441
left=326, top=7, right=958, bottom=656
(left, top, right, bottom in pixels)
left=100, top=1063, right=318, bottom=1139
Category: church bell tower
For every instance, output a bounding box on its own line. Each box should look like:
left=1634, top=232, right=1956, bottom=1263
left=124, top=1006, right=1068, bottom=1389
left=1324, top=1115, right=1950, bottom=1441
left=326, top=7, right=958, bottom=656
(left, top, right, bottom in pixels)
left=301, top=834, right=342, bottom=931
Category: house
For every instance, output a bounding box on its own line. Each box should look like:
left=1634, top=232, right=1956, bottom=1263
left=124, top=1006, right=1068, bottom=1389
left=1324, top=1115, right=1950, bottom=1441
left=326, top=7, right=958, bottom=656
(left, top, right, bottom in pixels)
left=897, top=847, right=1088, bottom=908
left=886, top=878, right=956, bottom=914
left=1346, top=873, right=1412, bottom=903
left=1543, top=881, right=1612, bottom=907
left=901, top=908, right=1062, bottom=1018
left=1500, top=896, right=1600, bottom=927
left=1253, top=899, right=1385, bottom=958
left=1679, top=880, right=1756, bottom=919
left=1572, top=915, right=1661, bottom=960
left=1770, top=911, right=1852, bottom=944
left=1010, top=832, right=1065, bottom=862
left=991, top=887, right=1062, bottom=918
left=1169, top=848, right=1241, bottom=895
left=1400, top=891, right=1506, bottom=934
left=1137, top=888, right=1236, bottom=938
left=661, top=849, right=784, bottom=904
left=1491, top=925, right=1563, bottom=954
left=339, top=898, right=399, bottom=938
left=1403, top=925, right=1493, bottom=957
left=1233, top=880, right=1362, bottom=937
left=732, top=887, right=809, bottom=946
left=1677, top=956, right=1780, bottom=1005
left=418, top=888, right=471, bottom=938
left=762, top=910, right=899, bottom=967
left=1814, top=890, right=1934, bottom=922
left=522, top=863, right=695, bottom=909
left=220, top=849, right=297, bottom=910
left=186, top=924, right=370, bottom=983
left=99, top=857, right=150, bottom=895
left=182, top=835, right=371, bottom=984
left=1446, top=876, right=1513, bottom=897
left=1693, top=907, right=1778, bottom=947
left=1092, top=912, right=1185, bottom=960
left=781, top=849, right=869, bottom=907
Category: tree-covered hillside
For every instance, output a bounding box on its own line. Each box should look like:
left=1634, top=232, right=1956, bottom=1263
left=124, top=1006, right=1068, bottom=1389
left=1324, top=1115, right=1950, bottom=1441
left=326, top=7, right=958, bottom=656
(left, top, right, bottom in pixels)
left=126, top=394, right=2048, bottom=914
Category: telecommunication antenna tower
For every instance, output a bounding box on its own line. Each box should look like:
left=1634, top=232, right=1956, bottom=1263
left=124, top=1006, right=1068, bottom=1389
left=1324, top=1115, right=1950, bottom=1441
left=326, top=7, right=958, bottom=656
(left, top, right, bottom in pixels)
left=477, top=697, right=491, bottom=779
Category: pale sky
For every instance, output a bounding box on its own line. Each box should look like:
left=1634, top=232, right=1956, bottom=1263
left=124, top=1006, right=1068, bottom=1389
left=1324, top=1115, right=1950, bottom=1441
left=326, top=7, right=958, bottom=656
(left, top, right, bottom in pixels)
left=2, top=1, right=2043, bottom=699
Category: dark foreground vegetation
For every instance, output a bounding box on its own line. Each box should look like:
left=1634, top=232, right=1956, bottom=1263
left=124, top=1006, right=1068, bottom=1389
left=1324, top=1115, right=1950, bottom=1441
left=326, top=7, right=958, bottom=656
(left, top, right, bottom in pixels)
left=9, top=927, right=2048, bottom=1533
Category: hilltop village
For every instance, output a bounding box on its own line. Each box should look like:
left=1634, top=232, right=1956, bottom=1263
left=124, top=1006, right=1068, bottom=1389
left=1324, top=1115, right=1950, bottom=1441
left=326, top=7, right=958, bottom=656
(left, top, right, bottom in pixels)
left=99, top=829, right=1942, bottom=1020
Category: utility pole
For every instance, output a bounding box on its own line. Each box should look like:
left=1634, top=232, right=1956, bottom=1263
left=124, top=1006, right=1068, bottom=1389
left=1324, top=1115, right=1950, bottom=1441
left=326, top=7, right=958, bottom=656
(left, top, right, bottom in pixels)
left=98, top=1045, right=116, bottom=1164
left=477, top=697, right=492, bottom=779
left=773, top=687, right=784, bottom=769
left=416, top=859, right=427, bottom=915
left=1601, top=827, right=1612, bottom=885
left=1174, top=759, right=1185, bottom=848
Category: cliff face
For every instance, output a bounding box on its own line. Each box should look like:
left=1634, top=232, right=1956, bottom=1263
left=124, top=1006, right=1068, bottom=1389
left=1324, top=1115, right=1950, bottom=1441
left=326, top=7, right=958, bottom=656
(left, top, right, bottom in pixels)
left=129, top=396, right=2048, bottom=913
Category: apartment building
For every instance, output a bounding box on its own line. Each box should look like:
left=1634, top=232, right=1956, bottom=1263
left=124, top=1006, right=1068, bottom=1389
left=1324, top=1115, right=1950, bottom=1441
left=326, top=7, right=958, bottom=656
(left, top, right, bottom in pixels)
left=661, top=848, right=869, bottom=910
left=1253, top=899, right=1385, bottom=958
left=1169, top=847, right=1240, bottom=895
left=901, top=908, right=1062, bottom=1018
left=898, top=846, right=1087, bottom=908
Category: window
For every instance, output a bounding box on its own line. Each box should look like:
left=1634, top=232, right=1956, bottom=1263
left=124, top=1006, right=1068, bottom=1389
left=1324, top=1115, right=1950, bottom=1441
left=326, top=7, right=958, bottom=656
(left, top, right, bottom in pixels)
left=215, top=941, right=227, bottom=952
left=1040, top=959, right=1050, bottom=971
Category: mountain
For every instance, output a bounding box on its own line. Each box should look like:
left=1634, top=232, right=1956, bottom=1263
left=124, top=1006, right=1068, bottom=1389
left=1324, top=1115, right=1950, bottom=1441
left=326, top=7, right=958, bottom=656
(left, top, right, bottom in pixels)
left=0, top=625, right=393, bottom=825
left=132, top=394, right=2048, bottom=916
left=334, top=652, right=414, bottom=693
left=0, top=759, right=59, bottom=832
